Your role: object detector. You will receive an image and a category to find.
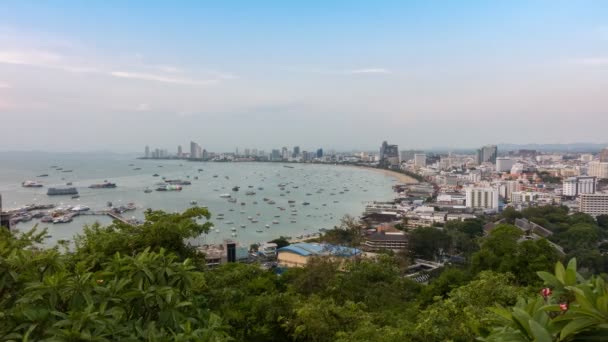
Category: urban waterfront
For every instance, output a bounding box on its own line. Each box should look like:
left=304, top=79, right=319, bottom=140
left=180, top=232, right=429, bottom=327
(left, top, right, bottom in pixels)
left=0, top=152, right=398, bottom=246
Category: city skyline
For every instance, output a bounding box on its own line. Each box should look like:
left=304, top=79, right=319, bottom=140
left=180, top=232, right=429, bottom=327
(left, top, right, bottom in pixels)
left=1, top=1, right=608, bottom=152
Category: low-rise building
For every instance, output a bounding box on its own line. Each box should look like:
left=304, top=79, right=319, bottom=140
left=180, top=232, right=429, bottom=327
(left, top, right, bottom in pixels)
left=364, top=232, right=408, bottom=251
left=277, top=243, right=361, bottom=267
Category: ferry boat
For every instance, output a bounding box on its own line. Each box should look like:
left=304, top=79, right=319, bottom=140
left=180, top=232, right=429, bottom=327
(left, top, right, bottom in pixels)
left=47, top=187, right=78, bottom=196
left=22, top=180, right=44, bottom=188
left=89, top=182, right=117, bottom=189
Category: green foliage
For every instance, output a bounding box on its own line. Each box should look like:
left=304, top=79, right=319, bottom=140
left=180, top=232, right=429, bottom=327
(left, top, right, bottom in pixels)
left=0, top=227, right=228, bottom=341
left=471, top=224, right=559, bottom=285
left=73, top=207, right=213, bottom=268
left=268, top=236, right=290, bottom=248
left=319, top=215, right=362, bottom=247
left=485, top=259, right=608, bottom=341
left=408, top=227, right=451, bottom=260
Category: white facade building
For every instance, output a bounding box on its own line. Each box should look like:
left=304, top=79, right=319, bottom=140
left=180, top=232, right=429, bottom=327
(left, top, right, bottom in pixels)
left=465, top=187, right=499, bottom=211
left=580, top=193, right=608, bottom=217
left=496, top=157, right=515, bottom=172
left=414, top=154, right=426, bottom=167
left=588, top=161, right=608, bottom=179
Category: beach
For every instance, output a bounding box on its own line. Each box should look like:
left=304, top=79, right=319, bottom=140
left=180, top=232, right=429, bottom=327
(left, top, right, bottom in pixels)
left=341, top=165, right=419, bottom=184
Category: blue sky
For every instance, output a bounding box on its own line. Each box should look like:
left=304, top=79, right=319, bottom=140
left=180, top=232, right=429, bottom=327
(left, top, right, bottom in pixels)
left=0, top=1, right=607, bottom=152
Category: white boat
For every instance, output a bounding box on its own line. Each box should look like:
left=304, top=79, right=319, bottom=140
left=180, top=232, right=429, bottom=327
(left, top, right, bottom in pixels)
left=219, top=193, right=231, bottom=198
left=265, top=224, right=270, bottom=228
left=71, top=205, right=90, bottom=212
left=231, top=227, right=237, bottom=231
left=228, top=198, right=237, bottom=203
left=272, top=220, right=279, bottom=224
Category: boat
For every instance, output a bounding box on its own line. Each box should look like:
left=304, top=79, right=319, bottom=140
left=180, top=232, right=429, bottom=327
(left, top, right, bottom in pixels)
left=107, top=201, right=113, bottom=207
left=240, top=224, right=246, bottom=228
left=228, top=198, right=237, bottom=203
left=165, top=179, right=191, bottom=185
left=272, top=220, right=279, bottom=224
left=37, top=174, right=49, bottom=177
left=302, top=202, right=310, bottom=205
left=232, top=186, right=240, bottom=191
left=213, top=175, right=218, bottom=178
left=288, top=200, right=295, bottom=203
left=245, top=191, right=256, bottom=195
left=41, top=216, right=53, bottom=223
left=256, top=229, right=264, bottom=233
left=231, top=232, right=237, bottom=237
left=251, top=219, right=259, bottom=223
left=47, top=187, right=78, bottom=196
left=89, top=182, right=117, bottom=189
left=71, top=195, right=80, bottom=199
left=22, top=180, right=44, bottom=188
left=53, top=215, right=73, bottom=224
left=198, top=168, right=203, bottom=172
left=283, top=165, right=294, bottom=168
left=265, top=224, right=270, bottom=228
left=66, top=182, right=72, bottom=185
left=268, top=200, right=276, bottom=205
left=219, top=193, right=231, bottom=198
left=62, top=170, right=73, bottom=173
left=291, top=220, right=297, bottom=223
left=231, top=227, right=237, bottom=231
left=153, top=174, right=160, bottom=177
left=144, top=188, right=152, bottom=193
left=194, top=176, right=198, bottom=180
left=190, top=200, right=198, bottom=205
left=225, top=221, right=234, bottom=224
left=156, top=184, right=182, bottom=191
left=258, top=187, right=264, bottom=190
left=133, top=168, right=141, bottom=170
left=71, top=205, right=90, bottom=212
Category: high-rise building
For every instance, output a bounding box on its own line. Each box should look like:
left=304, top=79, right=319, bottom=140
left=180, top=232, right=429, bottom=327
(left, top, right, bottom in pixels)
left=465, top=187, right=499, bottom=211
left=476, top=145, right=498, bottom=164
left=599, top=147, right=608, bottom=162
left=271, top=149, right=281, bottom=161
left=496, top=157, right=515, bottom=172
left=293, top=146, right=300, bottom=158
left=379, top=141, right=399, bottom=168
left=281, top=147, right=289, bottom=160
left=581, top=154, right=594, bottom=163
left=244, top=148, right=250, bottom=157
left=202, top=149, right=209, bottom=160
left=190, top=141, right=201, bottom=159
left=588, top=161, right=608, bottom=179
left=414, top=154, right=426, bottom=167
left=580, top=193, right=608, bottom=217
left=177, top=145, right=182, bottom=157
left=563, top=176, right=597, bottom=197
left=316, top=148, right=323, bottom=158
left=144, top=145, right=150, bottom=158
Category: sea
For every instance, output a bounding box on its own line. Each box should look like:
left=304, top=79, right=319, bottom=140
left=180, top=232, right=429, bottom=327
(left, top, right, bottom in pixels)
left=0, top=152, right=397, bottom=247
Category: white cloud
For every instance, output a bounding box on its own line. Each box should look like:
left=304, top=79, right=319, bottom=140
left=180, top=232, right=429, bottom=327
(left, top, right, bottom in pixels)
left=0, top=82, right=11, bottom=89
left=347, top=68, right=391, bottom=74
left=109, top=71, right=217, bottom=85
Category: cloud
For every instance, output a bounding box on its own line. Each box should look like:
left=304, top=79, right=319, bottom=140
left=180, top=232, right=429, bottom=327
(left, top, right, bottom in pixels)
left=347, top=68, right=391, bottom=74
left=572, top=57, right=608, bottom=66
left=109, top=71, right=218, bottom=85
left=0, top=82, right=11, bottom=89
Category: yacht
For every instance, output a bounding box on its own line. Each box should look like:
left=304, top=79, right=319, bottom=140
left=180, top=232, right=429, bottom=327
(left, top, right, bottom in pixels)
left=265, top=224, right=270, bottom=228
left=272, top=220, right=279, bottom=224
left=22, top=180, right=44, bottom=188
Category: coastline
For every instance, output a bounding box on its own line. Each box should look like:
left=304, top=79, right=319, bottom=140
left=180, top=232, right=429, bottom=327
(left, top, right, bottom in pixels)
left=339, top=164, right=419, bottom=184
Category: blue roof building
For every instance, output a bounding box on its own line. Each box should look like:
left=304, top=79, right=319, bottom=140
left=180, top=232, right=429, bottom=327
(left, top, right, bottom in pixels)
left=277, top=242, right=361, bottom=267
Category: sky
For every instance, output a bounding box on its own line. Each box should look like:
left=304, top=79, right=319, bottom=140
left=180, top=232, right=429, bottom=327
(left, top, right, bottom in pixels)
left=0, top=1, right=607, bottom=153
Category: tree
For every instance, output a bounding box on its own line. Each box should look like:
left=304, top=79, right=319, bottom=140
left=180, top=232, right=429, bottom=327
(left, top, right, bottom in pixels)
left=320, top=215, right=362, bottom=247
left=501, top=206, right=523, bottom=224
left=408, top=227, right=451, bottom=260
left=269, top=236, right=290, bottom=248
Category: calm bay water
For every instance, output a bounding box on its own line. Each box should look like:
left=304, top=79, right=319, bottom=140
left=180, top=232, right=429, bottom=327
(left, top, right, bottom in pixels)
left=0, top=152, right=396, bottom=246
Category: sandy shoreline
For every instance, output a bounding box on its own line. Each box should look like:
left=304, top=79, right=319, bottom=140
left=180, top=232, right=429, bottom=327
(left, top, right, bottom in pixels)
left=339, top=165, right=419, bottom=184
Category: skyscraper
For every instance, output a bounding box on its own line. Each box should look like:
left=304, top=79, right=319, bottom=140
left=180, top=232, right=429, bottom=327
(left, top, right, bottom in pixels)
left=177, top=145, right=182, bottom=157
left=379, top=141, right=399, bottom=168
left=476, top=145, right=498, bottom=164
left=316, top=148, right=323, bottom=158
left=190, top=141, right=201, bottom=159
left=293, top=146, right=300, bottom=157
left=145, top=145, right=150, bottom=158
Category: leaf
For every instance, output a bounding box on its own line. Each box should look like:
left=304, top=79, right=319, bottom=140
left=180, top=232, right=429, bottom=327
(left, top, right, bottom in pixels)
left=555, top=262, right=566, bottom=284
left=528, top=319, right=552, bottom=342
left=537, top=271, right=562, bottom=288
left=560, top=317, right=598, bottom=340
